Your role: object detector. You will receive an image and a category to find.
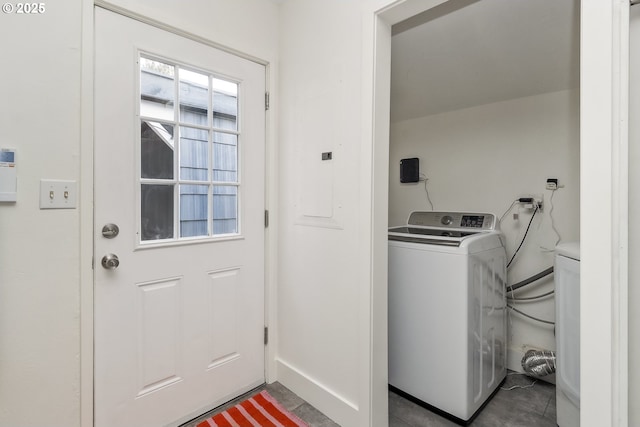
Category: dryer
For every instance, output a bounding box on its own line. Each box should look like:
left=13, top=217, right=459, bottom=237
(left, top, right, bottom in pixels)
left=388, top=211, right=507, bottom=424
left=555, top=242, right=580, bottom=427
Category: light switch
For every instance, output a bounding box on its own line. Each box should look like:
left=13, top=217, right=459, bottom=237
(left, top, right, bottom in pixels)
left=40, top=179, right=77, bottom=209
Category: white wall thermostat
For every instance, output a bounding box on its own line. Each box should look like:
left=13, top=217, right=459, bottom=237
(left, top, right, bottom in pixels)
left=0, top=148, right=17, bottom=202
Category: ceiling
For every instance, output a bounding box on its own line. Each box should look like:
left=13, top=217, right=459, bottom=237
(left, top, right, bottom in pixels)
left=390, top=0, right=580, bottom=122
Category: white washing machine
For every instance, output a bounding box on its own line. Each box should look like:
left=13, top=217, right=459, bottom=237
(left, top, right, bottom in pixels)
left=388, top=211, right=507, bottom=424
left=555, top=242, right=580, bottom=427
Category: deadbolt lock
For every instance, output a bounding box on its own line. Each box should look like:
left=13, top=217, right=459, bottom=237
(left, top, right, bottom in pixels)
left=102, top=223, right=120, bottom=239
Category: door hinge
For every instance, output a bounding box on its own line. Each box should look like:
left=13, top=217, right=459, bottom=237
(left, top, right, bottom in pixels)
left=264, top=326, right=269, bottom=345
left=265, top=92, right=270, bottom=111
left=265, top=209, right=269, bottom=228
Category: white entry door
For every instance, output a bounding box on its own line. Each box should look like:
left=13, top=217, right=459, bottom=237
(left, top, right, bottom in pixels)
left=94, top=8, right=266, bottom=427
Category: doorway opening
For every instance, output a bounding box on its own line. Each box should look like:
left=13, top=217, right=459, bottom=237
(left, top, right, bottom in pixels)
left=382, top=0, right=580, bottom=424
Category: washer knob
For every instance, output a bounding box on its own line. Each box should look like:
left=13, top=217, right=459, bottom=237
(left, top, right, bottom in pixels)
left=441, top=215, right=453, bottom=225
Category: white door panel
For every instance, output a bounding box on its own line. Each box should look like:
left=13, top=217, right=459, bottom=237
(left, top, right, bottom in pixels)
left=94, top=8, right=265, bottom=426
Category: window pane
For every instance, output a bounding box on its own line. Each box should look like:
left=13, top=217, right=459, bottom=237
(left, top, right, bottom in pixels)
left=213, top=132, right=237, bottom=182
left=180, top=185, right=208, bottom=238
left=141, top=184, right=174, bottom=241
left=138, top=58, right=242, bottom=243
left=179, top=68, right=209, bottom=126
left=180, top=126, right=208, bottom=181
left=213, top=186, right=237, bottom=234
left=212, top=78, right=237, bottom=131
left=140, top=58, right=175, bottom=121
left=141, top=121, right=174, bottom=179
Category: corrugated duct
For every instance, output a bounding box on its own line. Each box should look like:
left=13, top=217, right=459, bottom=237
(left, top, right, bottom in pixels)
left=521, top=349, right=556, bottom=377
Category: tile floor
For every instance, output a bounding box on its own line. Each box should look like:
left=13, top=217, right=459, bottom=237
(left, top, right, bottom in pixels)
left=389, top=373, right=557, bottom=427
left=182, top=373, right=556, bottom=427
left=181, top=382, right=339, bottom=427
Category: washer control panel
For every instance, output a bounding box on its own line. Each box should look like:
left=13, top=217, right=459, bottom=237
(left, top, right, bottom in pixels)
left=460, top=215, right=486, bottom=228
left=408, top=211, right=497, bottom=230
left=440, top=215, right=454, bottom=225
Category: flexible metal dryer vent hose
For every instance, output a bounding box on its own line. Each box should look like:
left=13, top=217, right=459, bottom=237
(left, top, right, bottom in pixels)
left=521, top=349, right=556, bottom=377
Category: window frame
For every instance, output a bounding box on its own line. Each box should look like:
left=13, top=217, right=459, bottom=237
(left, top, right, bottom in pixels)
left=135, top=51, right=244, bottom=249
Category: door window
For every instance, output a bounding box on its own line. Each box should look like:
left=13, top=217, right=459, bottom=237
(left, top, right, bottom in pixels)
left=139, top=55, right=240, bottom=242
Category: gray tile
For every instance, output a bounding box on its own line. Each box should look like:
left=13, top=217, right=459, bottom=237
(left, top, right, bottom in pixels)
left=488, top=375, right=554, bottom=416
left=473, top=408, right=557, bottom=427
left=318, top=419, right=341, bottom=427
left=184, top=374, right=556, bottom=427
left=265, top=381, right=306, bottom=412
left=388, top=372, right=557, bottom=427
left=292, top=402, right=340, bottom=427
left=543, top=389, right=557, bottom=421
left=390, top=414, right=414, bottom=427
left=265, top=383, right=340, bottom=426
left=503, top=373, right=555, bottom=397
left=389, top=390, right=459, bottom=427
left=468, top=375, right=555, bottom=427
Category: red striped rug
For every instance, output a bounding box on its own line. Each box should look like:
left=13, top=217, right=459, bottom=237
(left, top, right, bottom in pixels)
left=196, top=390, right=309, bottom=427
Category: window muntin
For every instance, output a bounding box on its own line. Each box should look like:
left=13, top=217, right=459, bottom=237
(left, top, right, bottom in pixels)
left=139, top=54, right=240, bottom=243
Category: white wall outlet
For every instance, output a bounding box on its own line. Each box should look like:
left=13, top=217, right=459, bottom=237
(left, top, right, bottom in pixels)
left=533, top=194, right=543, bottom=211
left=40, top=179, right=77, bottom=209
left=519, top=194, right=543, bottom=211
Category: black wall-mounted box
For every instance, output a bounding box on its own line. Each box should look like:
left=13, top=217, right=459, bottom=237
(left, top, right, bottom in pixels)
left=400, top=158, right=419, bottom=183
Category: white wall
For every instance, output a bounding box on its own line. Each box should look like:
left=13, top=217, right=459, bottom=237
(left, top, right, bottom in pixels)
left=628, top=5, right=640, bottom=425
left=0, top=2, right=279, bottom=427
left=389, top=89, right=580, bottom=372
left=277, top=0, right=393, bottom=425
left=277, top=1, right=364, bottom=423
left=99, top=0, right=279, bottom=63
left=0, top=2, right=83, bottom=425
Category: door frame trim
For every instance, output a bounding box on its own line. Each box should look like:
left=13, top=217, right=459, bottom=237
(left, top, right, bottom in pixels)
left=82, top=3, right=275, bottom=425
left=80, top=2, right=94, bottom=426
left=93, top=0, right=269, bottom=67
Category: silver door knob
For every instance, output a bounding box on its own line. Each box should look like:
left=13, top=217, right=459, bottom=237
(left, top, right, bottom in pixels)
left=101, top=253, right=120, bottom=270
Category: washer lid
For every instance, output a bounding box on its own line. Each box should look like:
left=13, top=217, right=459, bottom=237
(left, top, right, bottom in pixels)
left=387, top=226, right=483, bottom=247
left=388, top=226, right=479, bottom=238
left=555, top=242, right=580, bottom=261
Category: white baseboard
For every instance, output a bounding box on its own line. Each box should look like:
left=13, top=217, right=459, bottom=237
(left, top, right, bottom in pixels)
left=275, top=358, right=360, bottom=426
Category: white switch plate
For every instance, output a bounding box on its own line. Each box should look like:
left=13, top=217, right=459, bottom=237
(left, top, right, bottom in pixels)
left=40, top=179, right=77, bottom=209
